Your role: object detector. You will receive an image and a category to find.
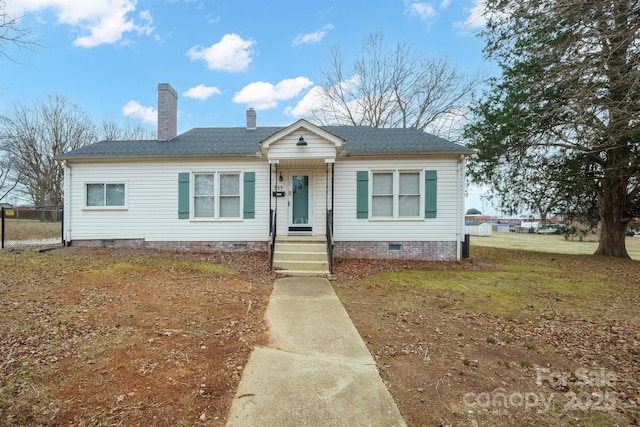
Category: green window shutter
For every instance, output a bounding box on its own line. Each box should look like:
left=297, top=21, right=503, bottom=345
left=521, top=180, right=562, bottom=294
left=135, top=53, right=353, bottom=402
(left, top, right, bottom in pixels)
left=356, top=171, right=369, bottom=219
left=178, top=172, right=190, bottom=219
left=243, top=171, right=255, bottom=219
left=425, top=170, right=437, bottom=218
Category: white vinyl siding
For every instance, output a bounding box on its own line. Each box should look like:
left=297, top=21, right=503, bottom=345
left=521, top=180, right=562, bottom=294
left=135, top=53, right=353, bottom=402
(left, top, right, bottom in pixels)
left=266, top=134, right=338, bottom=161
left=333, top=158, right=463, bottom=242
left=66, top=160, right=269, bottom=242
left=64, top=156, right=464, bottom=245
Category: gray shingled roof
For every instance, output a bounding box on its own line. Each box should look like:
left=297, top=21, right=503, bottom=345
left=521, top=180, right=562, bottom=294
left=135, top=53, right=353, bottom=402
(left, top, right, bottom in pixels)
left=57, top=125, right=472, bottom=160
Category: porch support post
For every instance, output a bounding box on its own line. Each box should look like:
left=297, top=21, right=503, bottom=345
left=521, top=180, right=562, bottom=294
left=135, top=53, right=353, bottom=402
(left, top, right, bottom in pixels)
left=325, top=163, right=328, bottom=211
left=324, top=158, right=335, bottom=211
left=331, top=162, right=334, bottom=211
left=268, top=159, right=279, bottom=235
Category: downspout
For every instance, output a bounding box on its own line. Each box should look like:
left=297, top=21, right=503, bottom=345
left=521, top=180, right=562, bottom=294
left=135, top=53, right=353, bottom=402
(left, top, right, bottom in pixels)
left=456, top=154, right=465, bottom=260
left=64, top=161, right=71, bottom=246
left=269, top=163, right=272, bottom=234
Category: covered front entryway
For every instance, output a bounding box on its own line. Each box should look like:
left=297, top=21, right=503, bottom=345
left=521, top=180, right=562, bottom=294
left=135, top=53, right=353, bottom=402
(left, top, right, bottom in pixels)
left=289, top=172, right=312, bottom=234
left=260, top=119, right=343, bottom=274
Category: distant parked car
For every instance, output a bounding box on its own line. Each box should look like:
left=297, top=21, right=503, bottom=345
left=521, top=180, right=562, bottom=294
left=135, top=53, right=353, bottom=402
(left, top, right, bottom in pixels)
left=537, top=227, right=557, bottom=234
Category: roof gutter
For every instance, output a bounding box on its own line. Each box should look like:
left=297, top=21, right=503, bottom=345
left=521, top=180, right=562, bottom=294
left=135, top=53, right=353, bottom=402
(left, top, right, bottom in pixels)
left=343, top=150, right=475, bottom=158
left=54, top=152, right=264, bottom=163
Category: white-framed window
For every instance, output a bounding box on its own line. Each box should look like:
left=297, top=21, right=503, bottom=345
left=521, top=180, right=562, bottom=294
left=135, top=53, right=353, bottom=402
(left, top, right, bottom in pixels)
left=193, top=172, right=241, bottom=219
left=371, top=170, right=421, bottom=218
left=85, top=182, right=127, bottom=208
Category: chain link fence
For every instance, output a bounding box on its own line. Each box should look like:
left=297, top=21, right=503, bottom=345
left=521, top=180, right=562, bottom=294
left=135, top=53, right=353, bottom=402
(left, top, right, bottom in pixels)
left=1, top=206, right=64, bottom=250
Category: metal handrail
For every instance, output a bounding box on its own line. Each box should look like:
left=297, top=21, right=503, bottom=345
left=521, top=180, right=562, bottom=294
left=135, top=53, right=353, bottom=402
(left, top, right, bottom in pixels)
left=326, top=209, right=334, bottom=273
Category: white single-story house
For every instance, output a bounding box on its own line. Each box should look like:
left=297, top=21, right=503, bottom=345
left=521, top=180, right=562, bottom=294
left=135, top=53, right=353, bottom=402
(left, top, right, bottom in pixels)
left=57, top=84, right=473, bottom=273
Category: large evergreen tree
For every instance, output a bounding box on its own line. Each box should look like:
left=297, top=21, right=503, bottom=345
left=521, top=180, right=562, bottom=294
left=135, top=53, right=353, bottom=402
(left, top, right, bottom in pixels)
left=466, top=0, right=640, bottom=258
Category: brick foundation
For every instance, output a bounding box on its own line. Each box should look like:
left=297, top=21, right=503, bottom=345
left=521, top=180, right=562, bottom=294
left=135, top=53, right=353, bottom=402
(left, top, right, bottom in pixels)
left=70, top=239, right=456, bottom=261
left=70, top=239, right=269, bottom=252
left=333, top=241, right=458, bottom=261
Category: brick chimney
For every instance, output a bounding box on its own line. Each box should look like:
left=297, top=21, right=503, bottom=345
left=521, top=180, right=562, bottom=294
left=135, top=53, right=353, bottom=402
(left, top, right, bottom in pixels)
left=246, top=107, right=256, bottom=130
left=158, top=83, right=178, bottom=140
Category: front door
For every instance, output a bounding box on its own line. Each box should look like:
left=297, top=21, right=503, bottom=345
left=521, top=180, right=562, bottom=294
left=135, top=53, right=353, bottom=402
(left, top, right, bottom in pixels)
left=289, top=173, right=312, bottom=233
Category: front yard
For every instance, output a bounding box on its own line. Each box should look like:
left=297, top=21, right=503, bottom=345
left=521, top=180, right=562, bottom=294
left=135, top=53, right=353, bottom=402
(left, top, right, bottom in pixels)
left=1, top=240, right=639, bottom=426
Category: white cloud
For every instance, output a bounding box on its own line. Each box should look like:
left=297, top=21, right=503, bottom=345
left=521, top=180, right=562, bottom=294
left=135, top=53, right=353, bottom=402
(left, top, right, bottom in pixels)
left=233, top=77, right=313, bottom=110
left=424, top=106, right=469, bottom=136
left=284, top=86, right=324, bottom=117
left=122, top=100, right=156, bottom=124
left=440, top=0, right=451, bottom=8
left=186, top=33, right=255, bottom=73
left=9, top=0, right=154, bottom=47
left=292, top=24, right=334, bottom=46
left=454, top=0, right=488, bottom=30
left=407, top=2, right=436, bottom=20
left=285, top=75, right=362, bottom=120
left=183, top=84, right=222, bottom=100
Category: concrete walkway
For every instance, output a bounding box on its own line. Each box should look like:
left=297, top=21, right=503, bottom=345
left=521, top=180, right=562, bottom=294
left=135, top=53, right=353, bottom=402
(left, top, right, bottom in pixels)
left=226, top=277, right=406, bottom=427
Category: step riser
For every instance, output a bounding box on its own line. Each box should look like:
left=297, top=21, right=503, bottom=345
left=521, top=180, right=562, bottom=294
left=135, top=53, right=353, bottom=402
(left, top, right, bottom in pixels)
left=273, top=253, right=328, bottom=262
left=274, top=270, right=331, bottom=276
left=273, top=261, right=330, bottom=271
left=275, top=243, right=327, bottom=253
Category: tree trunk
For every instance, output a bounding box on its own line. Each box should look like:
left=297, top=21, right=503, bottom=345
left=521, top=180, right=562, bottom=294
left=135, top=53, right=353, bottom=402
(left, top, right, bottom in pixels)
left=595, top=177, right=630, bottom=258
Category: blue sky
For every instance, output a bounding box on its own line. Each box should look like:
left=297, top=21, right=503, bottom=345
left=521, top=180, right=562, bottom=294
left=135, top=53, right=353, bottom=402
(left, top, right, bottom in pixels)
left=2, top=0, right=495, bottom=212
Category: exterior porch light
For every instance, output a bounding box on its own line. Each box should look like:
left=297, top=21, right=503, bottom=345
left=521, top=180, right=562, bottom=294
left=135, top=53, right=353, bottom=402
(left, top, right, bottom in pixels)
left=297, top=135, right=307, bottom=146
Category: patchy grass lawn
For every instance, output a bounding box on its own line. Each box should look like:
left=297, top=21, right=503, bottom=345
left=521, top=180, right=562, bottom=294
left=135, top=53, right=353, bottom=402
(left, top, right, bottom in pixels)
left=0, top=247, right=274, bottom=426
left=2, top=219, right=61, bottom=242
left=472, top=232, right=640, bottom=260
left=2, top=238, right=639, bottom=427
left=332, top=246, right=640, bottom=426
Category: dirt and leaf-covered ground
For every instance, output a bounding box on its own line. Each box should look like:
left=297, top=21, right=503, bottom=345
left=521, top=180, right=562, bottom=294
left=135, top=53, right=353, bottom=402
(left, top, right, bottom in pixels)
left=333, top=246, right=640, bottom=426
left=1, top=244, right=639, bottom=426
left=0, top=248, right=275, bottom=426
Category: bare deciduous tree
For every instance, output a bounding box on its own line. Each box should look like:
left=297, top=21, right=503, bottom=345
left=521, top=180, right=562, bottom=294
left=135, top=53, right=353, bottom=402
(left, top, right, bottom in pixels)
left=309, top=32, right=482, bottom=141
left=0, top=154, right=19, bottom=201
left=100, top=118, right=154, bottom=141
left=0, top=94, right=97, bottom=207
left=0, top=0, right=37, bottom=61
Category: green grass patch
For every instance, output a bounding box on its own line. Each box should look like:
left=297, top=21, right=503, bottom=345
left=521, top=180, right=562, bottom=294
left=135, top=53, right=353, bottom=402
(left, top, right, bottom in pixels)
left=472, top=232, right=640, bottom=260
left=358, top=248, right=638, bottom=320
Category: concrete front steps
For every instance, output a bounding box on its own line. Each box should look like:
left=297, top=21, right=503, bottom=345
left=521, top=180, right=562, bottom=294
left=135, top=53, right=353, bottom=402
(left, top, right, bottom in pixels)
left=272, top=236, right=330, bottom=276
